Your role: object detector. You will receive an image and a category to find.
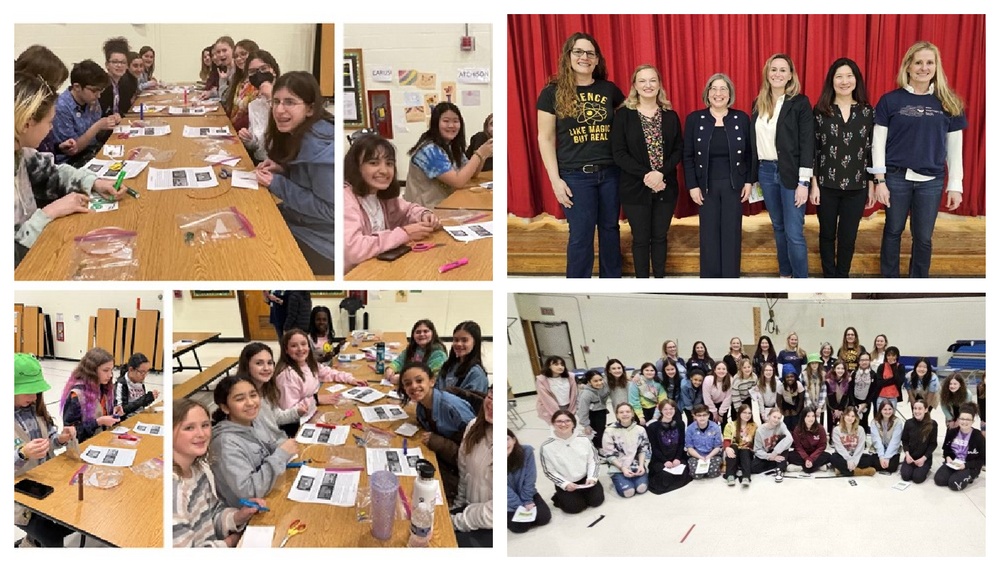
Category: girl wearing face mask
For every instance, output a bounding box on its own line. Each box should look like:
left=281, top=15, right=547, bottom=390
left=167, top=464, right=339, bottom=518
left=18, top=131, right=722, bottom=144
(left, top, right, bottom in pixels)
left=237, top=342, right=308, bottom=442
left=59, top=347, right=122, bottom=442
left=647, top=399, right=692, bottom=494
left=900, top=399, right=938, bottom=484
left=173, top=398, right=263, bottom=547
left=209, top=376, right=298, bottom=507
left=507, top=429, right=552, bottom=533
left=602, top=403, right=650, bottom=498
left=466, top=113, right=493, bottom=172
left=406, top=102, right=492, bottom=208
left=576, top=370, right=611, bottom=451
left=237, top=50, right=281, bottom=164
left=342, top=134, right=439, bottom=272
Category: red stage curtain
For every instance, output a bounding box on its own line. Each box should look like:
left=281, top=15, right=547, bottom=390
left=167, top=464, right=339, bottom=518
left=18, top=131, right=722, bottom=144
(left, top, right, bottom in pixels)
left=507, top=14, right=985, bottom=218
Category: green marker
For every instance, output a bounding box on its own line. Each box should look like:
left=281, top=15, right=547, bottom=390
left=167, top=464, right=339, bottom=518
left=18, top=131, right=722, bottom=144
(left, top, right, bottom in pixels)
left=113, top=169, right=126, bottom=190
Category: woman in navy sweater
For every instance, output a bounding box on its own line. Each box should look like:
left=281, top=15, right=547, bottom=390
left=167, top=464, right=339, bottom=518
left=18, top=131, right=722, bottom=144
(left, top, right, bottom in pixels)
left=507, top=429, right=552, bottom=533
left=612, top=64, right=683, bottom=278
left=752, top=53, right=814, bottom=278
left=683, top=73, right=754, bottom=278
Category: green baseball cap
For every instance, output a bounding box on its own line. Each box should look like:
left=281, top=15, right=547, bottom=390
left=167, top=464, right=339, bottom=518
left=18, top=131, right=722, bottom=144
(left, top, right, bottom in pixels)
left=14, top=353, right=51, bottom=395
left=807, top=352, right=822, bottom=365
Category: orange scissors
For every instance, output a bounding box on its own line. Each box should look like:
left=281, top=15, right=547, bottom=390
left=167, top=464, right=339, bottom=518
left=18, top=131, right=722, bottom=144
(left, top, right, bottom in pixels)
left=279, top=519, right=306, bottom=547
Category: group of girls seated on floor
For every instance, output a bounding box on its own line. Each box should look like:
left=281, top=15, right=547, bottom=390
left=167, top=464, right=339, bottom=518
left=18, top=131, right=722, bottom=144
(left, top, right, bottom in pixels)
left=172, top=318, right=492, bottom=547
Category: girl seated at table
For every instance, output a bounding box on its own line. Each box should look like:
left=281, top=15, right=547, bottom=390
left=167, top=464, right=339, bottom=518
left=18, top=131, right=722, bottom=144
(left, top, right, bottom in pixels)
left=256, top=71, right=335, bottom=275
left=343, top=134, right=439, bottom=272
left=400, top=362, right=476, bottom=503
left=173, top=398, right=263, bottom=547
left=405, top=102, right=493, bottom=207
left=539, top=410, right=604, bottom=514
left=386, top=319, right=449, bottom=385
left=238, top=342, right=307, bottom=441
left=210, top=376, right=298, bottom=507
left=204, top=36, right=235, bottom=100
left=14, top=73, right=123, bottom=268
left=466, top=113, right=493, bottom=172
left=602, top=402, right=651, bottom=498
left=788, top=406, right=831, bottom=473
left=138, top=46, right=158, bottom=90
left=452, top=386, right=494, bottom=547
left=307, top=305, right=336, bottom=365
left=15, top=354, right=78, bottom=548
left=114, top=352, right=159, bottom=418
left=199, top=46, right=213, bottom=83
left=274, top=329, right=364, bottom=420
left=128, top=52, right=147, bottom=88
left=437, top=320, right=489, bottom=393
left=60, top=347, right=121, bottom=442
left=508, top=429, right=552, bottom=533
left=237, top=50, right=280, bottom=164
left=225, top=39, right=260, bottom=129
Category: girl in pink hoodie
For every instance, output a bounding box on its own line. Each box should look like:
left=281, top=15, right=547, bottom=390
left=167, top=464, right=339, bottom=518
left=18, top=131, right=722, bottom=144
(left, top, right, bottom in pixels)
left=274, top=329, right=365, bottom=419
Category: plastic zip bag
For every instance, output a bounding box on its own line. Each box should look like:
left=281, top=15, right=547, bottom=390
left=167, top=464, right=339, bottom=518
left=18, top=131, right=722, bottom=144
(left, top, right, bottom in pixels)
left=178, top=207, right=255, bottom=245
left=69, top=227, right=139, bottom=281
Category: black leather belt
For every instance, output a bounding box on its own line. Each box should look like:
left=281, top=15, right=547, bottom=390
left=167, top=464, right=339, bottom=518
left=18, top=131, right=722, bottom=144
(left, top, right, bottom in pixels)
left=580, top=164, right=609, bottom=173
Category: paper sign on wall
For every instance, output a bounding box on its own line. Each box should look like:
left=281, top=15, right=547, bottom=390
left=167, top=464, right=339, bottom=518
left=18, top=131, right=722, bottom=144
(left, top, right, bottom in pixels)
left=416, top=72, right=437, bottom=90
left=405, top=106, right=426, bottom=122
left=371, top=66, right=393, bottom=83
left=343, top=97, right=357, bottom=121
left=457, top=68, right=490, bottom=84
left=399, top=70, right=418, bottom=86
left=424, top=93, right=439, bottom=112
left=461, top=90, right=481, bottom=106
left=441, top=82, right=457, bottom=103
left=403, top=92, right=423, bottom=107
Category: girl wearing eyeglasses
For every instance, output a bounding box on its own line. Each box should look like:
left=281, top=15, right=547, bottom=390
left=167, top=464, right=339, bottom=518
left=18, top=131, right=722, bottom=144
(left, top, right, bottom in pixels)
left=934, top=403, right=984, bottom=490
left=537, top=32, right=625, bottom=278
left=256, top=71, right=335, bottom=275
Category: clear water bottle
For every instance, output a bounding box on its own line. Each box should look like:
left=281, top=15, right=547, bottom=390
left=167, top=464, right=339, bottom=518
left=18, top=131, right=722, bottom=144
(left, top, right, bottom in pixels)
left=375, top=342, right=386, bottom=375
left=407, top=501, right=433, bottom=547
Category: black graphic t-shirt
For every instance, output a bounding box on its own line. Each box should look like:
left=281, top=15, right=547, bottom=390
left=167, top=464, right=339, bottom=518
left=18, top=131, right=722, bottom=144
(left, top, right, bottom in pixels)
left=537, top=79, right=625, bottom=169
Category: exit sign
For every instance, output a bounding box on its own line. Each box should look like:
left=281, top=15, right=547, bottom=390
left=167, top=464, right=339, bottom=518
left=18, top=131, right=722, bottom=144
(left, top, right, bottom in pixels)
left=540, top=307, right=554, bottom=316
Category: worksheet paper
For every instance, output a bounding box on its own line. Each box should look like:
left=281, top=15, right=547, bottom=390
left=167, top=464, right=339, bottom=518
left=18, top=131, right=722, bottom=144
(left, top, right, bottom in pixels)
left=394, top=423, right=419, bottom=437
left=146, top=167, right=218, bottom=190
left=83, top=159, right=149, bottom=179
left=365, top=447, right=424, bottom=476
left=102, top=144, right=124, bottom=158
left=182, top=125, right=231, bottom=138
left=82, top=445, right=137, bottom=467
left=325, top=383, right=348, bottom=394
left=295, top=423, right=349, bottom=445
left=230, top=170, right=260, bottom=190
left=133, top=422, right=164, bottom=436
left=113, top=124, right=171, bottom=137
left=443, top=221, right=494, bottom=242
left=358, top=404, right=408, bottom=423
left=130, top=104, right=166, bottom=113
left=664, top=463, right=687, bottom=475
left=169, top=106, right=209, bottom=115
left=239, top=526, right=275, bottom=548
left=203, top=154, right=240, bottom=167
left=287, top=465, right=360, bottom=506
left=512, top=505, right=537, bottom=522
left=342, top=387, right=385, bottom=404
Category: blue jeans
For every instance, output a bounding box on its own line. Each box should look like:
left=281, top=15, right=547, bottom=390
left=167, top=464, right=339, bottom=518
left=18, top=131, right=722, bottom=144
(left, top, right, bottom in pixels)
left=610, top=471, right=649, bottom=497
left=560, top=167, right=622, bottom=278
left=880, top=169, right=945, bottom=278
left=758, top=161, right=808, bottom=277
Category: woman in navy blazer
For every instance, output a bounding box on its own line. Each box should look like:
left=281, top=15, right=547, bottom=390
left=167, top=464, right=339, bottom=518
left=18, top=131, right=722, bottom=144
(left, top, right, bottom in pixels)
left=751, top=53, right=814, bottom=278
left=612, top=64, right=683, bottom=278
left=682, top=73, right=754, bottom=278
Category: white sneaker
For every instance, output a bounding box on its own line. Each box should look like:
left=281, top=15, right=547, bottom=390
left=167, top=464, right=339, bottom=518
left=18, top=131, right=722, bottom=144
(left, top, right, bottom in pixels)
left=787, top=464, right=803, bottom=473
left=774, top=471, right=784, bottom=483
left=726, top=475, right=736, bottom=487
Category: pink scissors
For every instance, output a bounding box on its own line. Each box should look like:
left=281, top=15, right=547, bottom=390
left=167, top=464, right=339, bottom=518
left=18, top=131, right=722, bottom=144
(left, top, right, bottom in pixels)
left=412, top=242, right=445, bottom=252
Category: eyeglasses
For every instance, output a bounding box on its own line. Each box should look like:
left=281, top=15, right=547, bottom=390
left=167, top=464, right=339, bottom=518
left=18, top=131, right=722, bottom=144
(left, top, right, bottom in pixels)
left=134, top=369, right=151, bottom=377
left=553, top=419, right=574, bottom=425
left=958, top=416, right=975, bottom=422
left=248, top=65, right=271, bottom=74
left=271, top=98, right=304, bottom=109
left=108, top=59, right=128, bottom=66
left=570, top=49, right=597, bottom=59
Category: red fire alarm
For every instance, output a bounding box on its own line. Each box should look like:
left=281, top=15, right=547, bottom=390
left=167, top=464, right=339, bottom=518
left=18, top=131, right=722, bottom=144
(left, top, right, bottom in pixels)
left=460, top=36, right=475, bottom=51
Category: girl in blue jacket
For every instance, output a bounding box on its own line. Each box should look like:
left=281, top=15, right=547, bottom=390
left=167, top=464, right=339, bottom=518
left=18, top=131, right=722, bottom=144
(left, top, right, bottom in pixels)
left=507, top=429, right=552, bottom=533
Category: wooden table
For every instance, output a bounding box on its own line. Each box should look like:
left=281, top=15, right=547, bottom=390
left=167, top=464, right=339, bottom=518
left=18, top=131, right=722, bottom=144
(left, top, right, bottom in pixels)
left=15, top=410, right=165, bottom=547
left=437, top=171, right=493, bottom=211
left=15, top=91, right=315, bottom=281
left=172, top=331, right=220, bottom=373
left=345, top=211, right=493, bottom=281
left=250, top=331, right=458, bottom=547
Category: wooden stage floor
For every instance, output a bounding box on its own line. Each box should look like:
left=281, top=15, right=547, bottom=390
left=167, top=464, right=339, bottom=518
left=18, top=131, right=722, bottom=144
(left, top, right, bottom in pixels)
left=507, top=212, right=985, bottom=277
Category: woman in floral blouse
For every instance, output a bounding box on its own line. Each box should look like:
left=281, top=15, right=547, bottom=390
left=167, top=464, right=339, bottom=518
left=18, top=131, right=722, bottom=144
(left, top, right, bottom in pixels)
left=809, top=58, right=875, bottom=278
left=612, top=64, right=683, bottom=278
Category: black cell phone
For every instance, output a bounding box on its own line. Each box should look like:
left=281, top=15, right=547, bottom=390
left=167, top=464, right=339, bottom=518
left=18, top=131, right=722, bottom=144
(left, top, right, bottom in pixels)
left=377, top=245, right=411, bottom=261
left=15, top=478, right=54, bottom=500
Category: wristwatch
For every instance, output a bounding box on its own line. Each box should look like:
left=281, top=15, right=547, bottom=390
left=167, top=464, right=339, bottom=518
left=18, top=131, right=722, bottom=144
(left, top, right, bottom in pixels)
left=798, top=180, right=809, bottom=187
left=874, top=178, right=886, bottom=185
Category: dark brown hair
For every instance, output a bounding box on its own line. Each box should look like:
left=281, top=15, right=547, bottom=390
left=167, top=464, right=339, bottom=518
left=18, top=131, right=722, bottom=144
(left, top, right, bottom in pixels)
left=345, top=134, right=402, bottom=199
left=265, top=71, right=333, bottom=166
left=238, top=342, right=279, bottom=405
left=275, top=328, right=319, bottom=381
left=461, top=387, right=492, bottom=455
left=507, top=428, right=525, bottom=473
left=15, top=45, right=68, bottom=88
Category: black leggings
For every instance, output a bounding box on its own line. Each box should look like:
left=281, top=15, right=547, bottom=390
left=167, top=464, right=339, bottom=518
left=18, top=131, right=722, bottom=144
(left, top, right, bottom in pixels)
left=552, top=477, right=605, bottom=514
left=787, top=450, right=832, bottom=473
left=934, top=465, right=978, bottom=491
left=507, top=493, right=553, bottom=533
left=588, top=409, right=608, bottom=450
left=724, top=448, right=754, bottom=479
left=899, top=458, right=933, bottom=483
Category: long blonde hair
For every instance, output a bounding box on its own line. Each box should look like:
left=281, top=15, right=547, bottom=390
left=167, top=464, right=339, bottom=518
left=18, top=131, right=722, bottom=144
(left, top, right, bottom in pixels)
left=896, top=41, right=964, bottom=116
left=623, top=64, right=672, bottom=110
left=755, top=53, right=801, bottom=119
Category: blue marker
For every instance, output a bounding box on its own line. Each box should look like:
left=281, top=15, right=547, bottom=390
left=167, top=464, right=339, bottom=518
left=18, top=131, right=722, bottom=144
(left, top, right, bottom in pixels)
left=286, top=461, right=307, bottom=468
left=239, top=498, right=269, bottom=512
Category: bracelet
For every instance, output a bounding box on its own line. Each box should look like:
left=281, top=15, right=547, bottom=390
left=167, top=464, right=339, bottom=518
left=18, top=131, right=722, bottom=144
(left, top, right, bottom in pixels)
left=473, top=152, right=485, bottom=163
left=16, top=445, right=26, bottom=461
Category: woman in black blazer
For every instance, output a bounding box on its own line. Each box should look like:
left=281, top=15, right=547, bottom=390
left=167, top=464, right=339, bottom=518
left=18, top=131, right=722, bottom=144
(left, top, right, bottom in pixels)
left=611, top=65, right=683, bottom=278
left=682, top=73, right=754, bottom=278
left=751, top=53, right=814, bottom=278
